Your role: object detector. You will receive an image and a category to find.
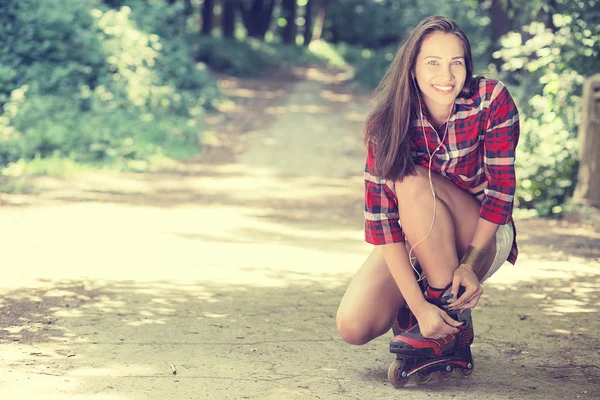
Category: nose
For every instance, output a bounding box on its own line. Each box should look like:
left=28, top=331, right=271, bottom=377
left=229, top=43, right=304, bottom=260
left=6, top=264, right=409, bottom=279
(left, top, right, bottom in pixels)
left=441, top=64, right=454, bottom=81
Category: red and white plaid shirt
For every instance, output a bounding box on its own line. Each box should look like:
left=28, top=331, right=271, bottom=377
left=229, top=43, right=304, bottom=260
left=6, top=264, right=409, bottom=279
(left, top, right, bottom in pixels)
left=364, top=79, right=519, bottom=264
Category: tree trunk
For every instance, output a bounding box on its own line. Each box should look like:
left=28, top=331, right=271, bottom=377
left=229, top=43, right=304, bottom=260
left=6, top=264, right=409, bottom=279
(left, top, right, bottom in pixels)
left=223, top=0, right=236, bottom=38
left=573, top=74, right=600, bottom=207
left=257, top=0, right=276, bottom=39
left=202, top=0, right=215, bottom=35
left=240, top=0, right=261, bottom=38
left=238, top=0, right=276, bottom=40
left=311, top=0, right=332, bottom=41
left=488, top=0, right=512, bottom=72
left=281, top=0, right=297, bottom=44
left=303, top=0, right=313, bottom=46
left=239, top=1, right=253, bottom=36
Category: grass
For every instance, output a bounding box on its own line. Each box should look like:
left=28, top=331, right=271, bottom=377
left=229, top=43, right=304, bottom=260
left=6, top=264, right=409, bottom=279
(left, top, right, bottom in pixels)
left=0, top=140, right=203, bottom=194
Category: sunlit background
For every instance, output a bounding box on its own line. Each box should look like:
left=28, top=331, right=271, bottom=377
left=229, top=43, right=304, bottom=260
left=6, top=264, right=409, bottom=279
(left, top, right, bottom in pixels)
left=0, top=0, right=599, bottom=399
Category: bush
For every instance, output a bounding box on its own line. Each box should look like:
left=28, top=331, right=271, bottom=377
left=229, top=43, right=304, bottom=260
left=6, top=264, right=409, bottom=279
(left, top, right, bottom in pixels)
left=0, top=0, right=219, bottom=171
left=0, top=0, right=106, bottom=105
left=497, top=11, right=599, bottom=216
left=190, top=36, right=326, bottom=77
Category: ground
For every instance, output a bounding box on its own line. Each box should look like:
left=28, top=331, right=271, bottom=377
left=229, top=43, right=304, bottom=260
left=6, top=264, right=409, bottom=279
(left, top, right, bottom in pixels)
left=0, top=67, right=598, bottom=400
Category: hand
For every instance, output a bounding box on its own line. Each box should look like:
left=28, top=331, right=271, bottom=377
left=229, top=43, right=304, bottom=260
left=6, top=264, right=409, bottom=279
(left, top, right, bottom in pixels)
left=448, top=264, right=483, bottom=311
left=413, top=302, right=463, bottom=339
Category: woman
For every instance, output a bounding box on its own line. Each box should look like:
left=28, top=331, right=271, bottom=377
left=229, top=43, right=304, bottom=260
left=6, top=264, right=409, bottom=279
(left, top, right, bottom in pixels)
left=336, top=15, right=519, bottom=384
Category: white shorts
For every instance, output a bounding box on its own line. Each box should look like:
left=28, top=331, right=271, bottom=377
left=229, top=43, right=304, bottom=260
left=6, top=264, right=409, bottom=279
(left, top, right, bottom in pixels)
left=480, top=220, right=514, bottom=283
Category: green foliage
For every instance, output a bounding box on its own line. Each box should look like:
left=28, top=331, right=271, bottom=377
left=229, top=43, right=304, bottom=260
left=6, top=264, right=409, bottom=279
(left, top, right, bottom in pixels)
left=329, top=1, right=491, bottom=88
left=326, top=0, right=412, bottom=48
left=328, top=0, right=598, bottom=216
left=307, top=40, right=348, bottom=67
left=496, top=3, right=599, bottom=216
left=0, top=0, right=219, bottom=175
left=0, top=0, right=106, bottom=105
left=190, top=36, right=326, bottom=77
left=326, top=0, right=489, bottom=50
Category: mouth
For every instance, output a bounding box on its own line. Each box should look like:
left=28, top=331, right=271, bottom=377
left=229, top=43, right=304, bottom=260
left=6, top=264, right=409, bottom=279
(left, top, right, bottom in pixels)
left=431, top=84, right=455, bottom=94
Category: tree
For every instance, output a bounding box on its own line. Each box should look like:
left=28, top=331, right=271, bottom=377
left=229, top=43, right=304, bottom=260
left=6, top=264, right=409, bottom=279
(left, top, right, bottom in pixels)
left=573, top=75, right=600, bottom=207
left=281, top=0, right=297, bottom=44
left=223, top=0, right=237, bottom=37
left=239, top=0, right=277, bottom=39
left=303, top=0, right=313, bottom=46
left=488, top=0, right=513, bottom=71
left=311, top=0, right=332, bottom=41
left=202, top=0, right=215, bottom=35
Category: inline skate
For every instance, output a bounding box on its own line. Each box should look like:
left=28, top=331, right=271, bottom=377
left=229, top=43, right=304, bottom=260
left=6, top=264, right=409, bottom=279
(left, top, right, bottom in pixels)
left=388, top=285, right=474, bottom=387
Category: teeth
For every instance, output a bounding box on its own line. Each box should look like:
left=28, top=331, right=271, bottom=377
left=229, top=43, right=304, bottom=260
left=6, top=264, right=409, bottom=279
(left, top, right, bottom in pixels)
left=433, top=85, right=453, bottom=91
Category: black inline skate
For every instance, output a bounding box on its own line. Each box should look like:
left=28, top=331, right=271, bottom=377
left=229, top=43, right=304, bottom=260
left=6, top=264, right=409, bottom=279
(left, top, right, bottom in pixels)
left=387, top=285, right=474, bottom=388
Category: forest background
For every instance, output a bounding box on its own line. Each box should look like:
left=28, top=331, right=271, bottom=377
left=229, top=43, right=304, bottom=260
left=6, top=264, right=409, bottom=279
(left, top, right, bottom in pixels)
left=0, top=0, right=598, bottom=217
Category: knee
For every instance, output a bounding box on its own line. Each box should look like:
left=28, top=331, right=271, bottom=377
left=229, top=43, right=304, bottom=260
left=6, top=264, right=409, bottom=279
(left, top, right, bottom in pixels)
left=395, top=166, right=431, bottom=200
left=336, top=312, right=372, bottom=346
left=396, top=166, right=450, bottom=205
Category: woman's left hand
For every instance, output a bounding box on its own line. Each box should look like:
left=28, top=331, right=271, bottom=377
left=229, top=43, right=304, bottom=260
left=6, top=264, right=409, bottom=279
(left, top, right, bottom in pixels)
left=448, top=264, right=483, bottom=311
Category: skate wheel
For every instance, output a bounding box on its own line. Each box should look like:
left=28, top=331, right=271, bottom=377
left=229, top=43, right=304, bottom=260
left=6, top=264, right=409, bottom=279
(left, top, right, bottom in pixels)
left=388, top=360, right=409, bottom=388
left=414, top=371, right=432, bottom=385
left=438, top=369, right=452, bottom=382
left=457, top=367, right=473, bottom=379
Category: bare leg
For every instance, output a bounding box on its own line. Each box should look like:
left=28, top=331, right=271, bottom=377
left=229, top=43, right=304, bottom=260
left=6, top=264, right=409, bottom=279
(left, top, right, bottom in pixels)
left=337, top=166, right=496, bottom=346
left=336, top=246, right=408, bottom=345
left=395, top=166, right=496, bottom=288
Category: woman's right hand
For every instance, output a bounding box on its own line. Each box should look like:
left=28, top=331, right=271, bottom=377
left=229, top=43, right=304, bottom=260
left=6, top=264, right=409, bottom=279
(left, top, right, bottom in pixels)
left=413, top=301, right=463, bottom=339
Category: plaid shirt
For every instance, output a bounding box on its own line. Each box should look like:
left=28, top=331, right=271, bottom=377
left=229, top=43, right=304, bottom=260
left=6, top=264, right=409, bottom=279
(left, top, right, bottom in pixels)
left=364, top=79, right=519, bottom=264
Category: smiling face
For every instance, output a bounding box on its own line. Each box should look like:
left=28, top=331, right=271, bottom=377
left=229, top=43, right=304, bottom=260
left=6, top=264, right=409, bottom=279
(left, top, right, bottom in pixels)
left=413, top=31, right=467, bottom=118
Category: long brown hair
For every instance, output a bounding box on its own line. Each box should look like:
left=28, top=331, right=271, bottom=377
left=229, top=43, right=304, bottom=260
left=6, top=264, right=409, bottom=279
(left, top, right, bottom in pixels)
left=364, top=15, right=478, bottom=181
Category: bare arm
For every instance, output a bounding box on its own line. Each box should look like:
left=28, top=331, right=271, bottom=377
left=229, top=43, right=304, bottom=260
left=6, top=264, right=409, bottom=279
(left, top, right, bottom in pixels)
left=382, top=242, right=462, bottom=338
left=470, top=217, right=499, bottom=252
left=382, top=242, right=428, bottom=313
left=448, top=217, right=500, bottom=311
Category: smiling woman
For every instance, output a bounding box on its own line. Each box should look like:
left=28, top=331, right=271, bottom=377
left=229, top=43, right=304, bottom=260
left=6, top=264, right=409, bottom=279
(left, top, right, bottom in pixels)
left=414, top=34, right=467, bottom=130
left=335, top=15, right=520, bottom=387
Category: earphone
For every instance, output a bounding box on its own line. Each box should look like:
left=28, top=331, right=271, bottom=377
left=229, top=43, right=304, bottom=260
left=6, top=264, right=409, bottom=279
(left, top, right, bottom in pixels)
left=408, top=72, right=454, bottom=281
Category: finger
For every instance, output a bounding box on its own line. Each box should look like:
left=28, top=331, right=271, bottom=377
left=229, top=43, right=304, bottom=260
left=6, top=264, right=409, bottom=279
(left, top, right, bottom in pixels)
left=432, top=330, right=457, bottom=339
left=450, top=285, right=480, bottom=310
left=460, top=290, right=483, bottom=310
left=448, top=297, right=467, bottom=310
left=459, top=284, right=477, bottom=302
left=429, top=324, right=459, bottom=339
left=440, top=310, right=463, bottom=328
left=450, top=274, right=461, bottom=303
left=455, top=290, right=483, bottom=312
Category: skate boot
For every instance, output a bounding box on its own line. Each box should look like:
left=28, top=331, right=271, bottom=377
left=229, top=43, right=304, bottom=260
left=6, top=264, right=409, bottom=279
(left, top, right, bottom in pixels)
left=392, top=305, right=418, bottom=336
left=391, top=262, right=426, bottom=337
left=387, top=284, right=474, bottom=388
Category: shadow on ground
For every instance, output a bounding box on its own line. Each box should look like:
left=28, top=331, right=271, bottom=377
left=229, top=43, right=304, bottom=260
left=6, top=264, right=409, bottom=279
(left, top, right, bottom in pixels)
left=1, top=267, right=599, bottom=399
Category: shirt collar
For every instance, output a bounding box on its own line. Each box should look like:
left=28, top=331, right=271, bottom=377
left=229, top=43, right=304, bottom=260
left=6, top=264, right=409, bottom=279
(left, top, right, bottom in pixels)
left=413, top=91, right=478, bottom=128
left=454, top=95, right=478, bottom=109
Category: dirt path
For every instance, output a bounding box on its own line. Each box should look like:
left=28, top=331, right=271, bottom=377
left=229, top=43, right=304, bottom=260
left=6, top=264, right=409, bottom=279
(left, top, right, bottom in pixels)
left=0, top=67, right=598, bottom=400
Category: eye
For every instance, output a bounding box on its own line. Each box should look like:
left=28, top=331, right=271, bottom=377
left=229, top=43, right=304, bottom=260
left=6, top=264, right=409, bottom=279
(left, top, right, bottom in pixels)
left=452, top=60, right=464, bottom=65
left=428, top=60, right=439, bottom=65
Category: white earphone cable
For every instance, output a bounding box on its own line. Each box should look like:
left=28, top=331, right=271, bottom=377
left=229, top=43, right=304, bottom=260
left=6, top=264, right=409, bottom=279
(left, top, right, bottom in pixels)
left=408, top=90, right=454, bottom=282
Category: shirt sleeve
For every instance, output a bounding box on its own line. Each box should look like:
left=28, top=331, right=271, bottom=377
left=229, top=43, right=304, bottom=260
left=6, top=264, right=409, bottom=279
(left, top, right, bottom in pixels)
left=364, top=140, right=405, bottom=244
left=480, top=82, right=520, bottom=224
